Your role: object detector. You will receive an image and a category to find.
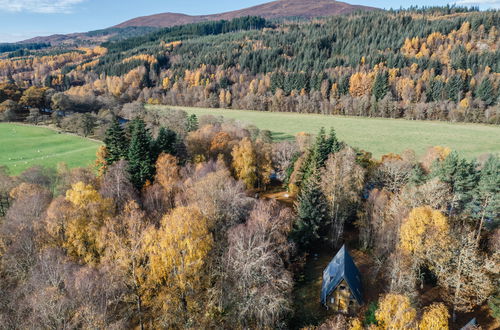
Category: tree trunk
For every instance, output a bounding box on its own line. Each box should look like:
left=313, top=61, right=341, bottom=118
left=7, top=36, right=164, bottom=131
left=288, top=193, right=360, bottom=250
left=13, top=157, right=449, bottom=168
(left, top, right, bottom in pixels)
left=452, top=247, right=464, bottom=323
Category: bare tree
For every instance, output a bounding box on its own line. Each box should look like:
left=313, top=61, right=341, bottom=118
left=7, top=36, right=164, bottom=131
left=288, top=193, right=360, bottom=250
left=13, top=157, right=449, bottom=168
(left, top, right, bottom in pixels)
left=272, top=141, right=299, bottom=180
left=320, top=147, right=365, bottom=247
left=438, top=231, right=494, bottom=322
left=225, top=200, right=294, bottom=328
left=100, top=160, right=137, bottom=210
left=373, top=157, right=414, bottom=193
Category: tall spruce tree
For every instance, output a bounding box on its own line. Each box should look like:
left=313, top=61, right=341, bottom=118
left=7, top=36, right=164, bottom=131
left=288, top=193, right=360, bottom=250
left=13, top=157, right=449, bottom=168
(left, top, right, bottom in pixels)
left=476, top=77, right=495, bottom=106
left=470, top=155, right=500, bottom=238
left=153, top=127, right=177, bottom=159
left=103, top=117, right=128, bottom=165
left=127, top=118, right=154, bottom=189
left=434, top=151, right=478, bottom=216
left=372, top=71, right=389, bottom=101
left=293, top=174, right=329, bottom=249
left=301, top=128, right=342, bottom=188
left=186, top=114, right=199, bottom=132
left=446, top=75, right=465, bottom=102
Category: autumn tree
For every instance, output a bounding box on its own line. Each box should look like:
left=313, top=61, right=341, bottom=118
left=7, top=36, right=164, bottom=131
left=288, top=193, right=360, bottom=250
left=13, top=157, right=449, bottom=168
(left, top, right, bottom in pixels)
left=399, top=206, right=451, bottom=269
left=225, top=201, right=293, bottom=328
left=438, top=232, right=494, bottom=322
left=231, top=137, right=272, bottom=189
left=320, top=147, right=365, bottom=247
left=101, top=201, right=150, bottom=329
left=19, top=86, right=48, bottom=109
left=419, top=303, right=449, bottom=330
left=142, top=206, right=213, bottom=327
left=375, top=294, right=417, bottom=329
left=99, top=160, right=137, bottom=209
left=53, top=182, right=113, bottom=264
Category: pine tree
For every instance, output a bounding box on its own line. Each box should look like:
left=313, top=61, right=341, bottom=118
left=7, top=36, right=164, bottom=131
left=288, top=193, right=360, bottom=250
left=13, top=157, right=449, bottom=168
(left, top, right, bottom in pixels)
left=186, top=114, right=199, bottom=132
left=409, top=163, right=426, bottom=186
left=127, top=118, right=154, bottom=189
left=300, top=127, right=342, bottom=189
left=293, top=175, right=329, bottom=249
left=103, top=117, right=128, bottom=165
left=470, top=155, right=499, bottom=238
left=326, top=128, right=342, bottom=154
left=434, top=152, right=478, bottom=216
left=429, top=79, right=445, bottom=102
left=476, top=77, right=495, bottom=106
left=153, top=127, right=177, bottom=159
left=372, top=71, right=389, bottom=101
left=446, top=75, right=465, bottom=102
left=82, top=113, right=96, bottom=137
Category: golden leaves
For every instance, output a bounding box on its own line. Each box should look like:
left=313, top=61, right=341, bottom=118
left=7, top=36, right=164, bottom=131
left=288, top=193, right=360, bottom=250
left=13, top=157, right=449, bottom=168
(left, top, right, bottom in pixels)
left=375, top=294, right=417, bottom=329
left=399, top=206, right=450, bottom=258
left=419, top=303, right=449, bottom=330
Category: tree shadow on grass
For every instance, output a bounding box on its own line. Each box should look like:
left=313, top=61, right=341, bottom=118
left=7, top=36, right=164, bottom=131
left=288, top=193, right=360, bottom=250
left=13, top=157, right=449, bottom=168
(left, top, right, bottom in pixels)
left=271, top=131, right=294, bottom=141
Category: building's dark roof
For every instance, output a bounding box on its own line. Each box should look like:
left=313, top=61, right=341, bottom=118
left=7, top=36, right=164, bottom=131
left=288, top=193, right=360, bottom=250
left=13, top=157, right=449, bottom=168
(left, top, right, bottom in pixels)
left=320, top=245, right=364, bottom=305
left=460, top=318, right=477, bottom=330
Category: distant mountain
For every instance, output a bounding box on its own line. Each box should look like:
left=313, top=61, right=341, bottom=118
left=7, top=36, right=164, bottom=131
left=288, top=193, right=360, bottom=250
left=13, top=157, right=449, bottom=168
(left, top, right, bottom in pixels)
left=18, top=0, right=377, bottom=45
left=114, top=0, right=377, bottom=28
left=19, top=27, right=159, bottom=46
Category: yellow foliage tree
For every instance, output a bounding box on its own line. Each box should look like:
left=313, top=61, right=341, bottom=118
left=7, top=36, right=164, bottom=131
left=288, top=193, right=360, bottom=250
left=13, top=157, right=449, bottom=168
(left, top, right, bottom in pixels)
left=375, top=294, right=417, bottom=329
left=143, top=206, right=213, bottom=326
left=231, top=137, right=272, bottom=189
left=155, top=153, right=180, bottom=191
left=231, top=137, right=258, bottom=188
left=349, top=72, right=373, bottom=97
left=419, top=303, right=449, bottom=330
left=399, top=206, right=451, bottom=266
left=94, top=145, right=108, bottom=177
left=63, top=182, right=114, bottom=264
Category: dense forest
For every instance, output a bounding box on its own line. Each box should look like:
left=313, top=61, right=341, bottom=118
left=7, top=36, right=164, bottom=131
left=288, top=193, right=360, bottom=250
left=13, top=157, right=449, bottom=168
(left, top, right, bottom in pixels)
left=0, top=6, right=499, bottom=329
left=0, top=8, right=499, bottom=125
left=0, top=106, right=498, bottom=328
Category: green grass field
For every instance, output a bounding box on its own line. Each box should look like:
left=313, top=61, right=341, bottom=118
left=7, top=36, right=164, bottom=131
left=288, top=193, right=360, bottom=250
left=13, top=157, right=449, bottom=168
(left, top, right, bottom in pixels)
left=150, top=105, right=500, bottom=159
left=0, top=123, right=102, bottom=175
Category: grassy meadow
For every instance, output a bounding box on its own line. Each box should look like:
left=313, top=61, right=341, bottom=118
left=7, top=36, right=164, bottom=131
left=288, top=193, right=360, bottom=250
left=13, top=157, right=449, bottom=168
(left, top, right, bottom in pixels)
left=150, top=105, right=500, bottom=159
left=0, top=123, right=102, bottom=175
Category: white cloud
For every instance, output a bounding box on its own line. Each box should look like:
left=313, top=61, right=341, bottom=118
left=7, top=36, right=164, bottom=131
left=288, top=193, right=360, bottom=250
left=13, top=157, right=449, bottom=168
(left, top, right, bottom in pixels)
left=454, top=0, right=500, bottom=9
left=0, top=0, right=87, bottom=14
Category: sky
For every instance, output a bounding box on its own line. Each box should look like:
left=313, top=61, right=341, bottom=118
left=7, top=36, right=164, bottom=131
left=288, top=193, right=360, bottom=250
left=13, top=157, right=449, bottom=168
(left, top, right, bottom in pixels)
left=0, top=0, right=498, bottom=43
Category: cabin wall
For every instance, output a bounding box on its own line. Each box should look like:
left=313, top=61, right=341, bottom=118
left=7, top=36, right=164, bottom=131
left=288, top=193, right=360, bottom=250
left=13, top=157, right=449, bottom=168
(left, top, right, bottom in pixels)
left=326, top=280, right=359, bottom=314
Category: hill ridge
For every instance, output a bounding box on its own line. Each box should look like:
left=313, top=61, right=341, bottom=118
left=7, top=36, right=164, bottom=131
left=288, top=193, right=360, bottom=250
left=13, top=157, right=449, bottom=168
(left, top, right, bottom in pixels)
left=113, top=0, right=378, bottom=28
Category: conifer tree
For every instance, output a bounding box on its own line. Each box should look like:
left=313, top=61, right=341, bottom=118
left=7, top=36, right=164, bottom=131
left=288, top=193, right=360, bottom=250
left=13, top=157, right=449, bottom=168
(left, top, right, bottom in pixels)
left=186, top=114, right=199, bottom=132
left=127, top=118, right=154, bottom=189
left=293, top=174, right=329, bottom=249
left=470, top=155, right=499, bottom=239
left=434, top=152, right=478, bottom=216
left=153, top=127, right=177, bottom=158
left=446, top=75, right=464, bottom=102
left=104, top=117, right=128, bottom=165
left=476, top=77, right=495, bottom=106
left=372, top=71, right=389, bottom=101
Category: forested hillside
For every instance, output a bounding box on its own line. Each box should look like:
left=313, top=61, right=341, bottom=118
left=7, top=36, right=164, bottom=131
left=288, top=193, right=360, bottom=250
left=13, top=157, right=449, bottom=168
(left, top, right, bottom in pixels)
left=0, top=5, right=499, bottom=329
left=0, top=7, right=499, bottom=125
left=0, top=111, right=498, bottom=328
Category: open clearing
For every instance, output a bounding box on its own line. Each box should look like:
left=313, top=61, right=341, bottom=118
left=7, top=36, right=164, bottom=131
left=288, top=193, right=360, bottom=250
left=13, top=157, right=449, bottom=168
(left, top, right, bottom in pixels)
left=150, top=105, right=500, bottom=159
left=0, top=123, right=102, bottom=175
